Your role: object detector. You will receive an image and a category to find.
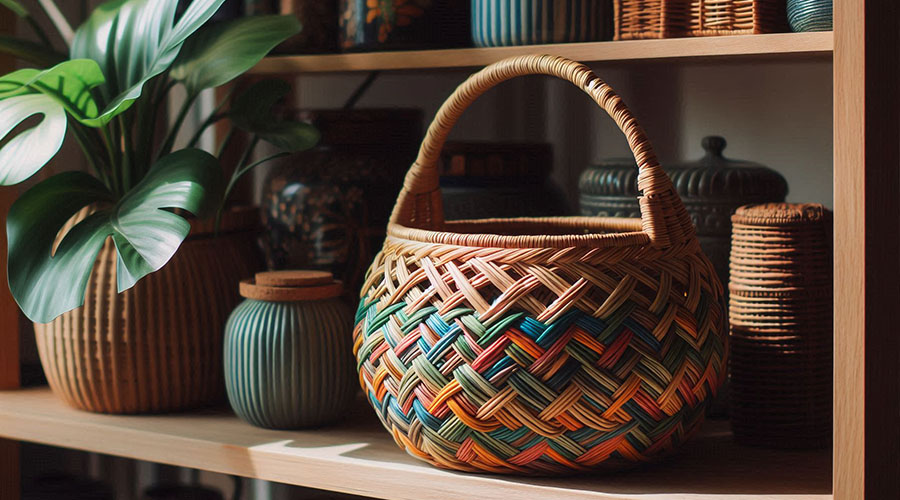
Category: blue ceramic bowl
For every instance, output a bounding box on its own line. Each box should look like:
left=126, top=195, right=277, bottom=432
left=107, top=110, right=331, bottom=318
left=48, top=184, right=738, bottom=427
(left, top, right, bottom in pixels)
left=788, top=0, right=832, bottom=32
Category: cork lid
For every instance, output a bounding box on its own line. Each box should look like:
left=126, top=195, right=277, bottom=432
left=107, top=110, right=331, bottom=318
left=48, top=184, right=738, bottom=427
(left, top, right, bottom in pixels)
left=240, top=270, right=343, bottom=302
left=732, top=203, right=832, bottom=227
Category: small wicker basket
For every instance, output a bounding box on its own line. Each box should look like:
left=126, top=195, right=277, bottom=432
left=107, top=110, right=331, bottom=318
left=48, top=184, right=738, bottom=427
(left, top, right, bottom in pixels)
left=354, top=54, right=728, bottom=474
left=614, top=0, right=691, bottom=39
left=614, top=0, right=788, bottom=39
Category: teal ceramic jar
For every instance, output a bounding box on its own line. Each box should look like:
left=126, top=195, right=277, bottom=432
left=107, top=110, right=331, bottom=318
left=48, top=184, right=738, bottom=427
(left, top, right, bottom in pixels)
left=788, top=0, right=832, bottom=32
left=472, top=0, right=611, bottom=47
left=224, top=271, right=356, bottom=429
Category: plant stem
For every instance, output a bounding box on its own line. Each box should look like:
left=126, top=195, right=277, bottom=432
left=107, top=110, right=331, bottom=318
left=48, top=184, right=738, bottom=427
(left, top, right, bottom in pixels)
left=215, top=126, right=235, bottom=158
left=187, top=87, right=237, bottom=148
left=23, top=15, right=53, bottom=48
left=100, top=125, right=122, bottom=197
left=158, top=92, right=197, bottom=158
left=36, top=0, right=74, bottom=46
left=119, top=114, right=134, bottom=191
left=70, top=123, right=112, bottom=189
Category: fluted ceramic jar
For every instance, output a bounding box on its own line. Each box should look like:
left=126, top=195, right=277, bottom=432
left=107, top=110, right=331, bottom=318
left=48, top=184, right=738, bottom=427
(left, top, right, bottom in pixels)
left=224, top=271, right=356, bottom=429
left=787, top=0, right=832, bottom=32
left=472, top=0, right=611, bottom=47
left=579, top=136, right=789, bottom=289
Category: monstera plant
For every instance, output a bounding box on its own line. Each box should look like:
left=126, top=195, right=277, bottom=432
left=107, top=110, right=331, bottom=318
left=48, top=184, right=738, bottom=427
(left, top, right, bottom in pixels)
left=0, top=0, right=317, bottom=325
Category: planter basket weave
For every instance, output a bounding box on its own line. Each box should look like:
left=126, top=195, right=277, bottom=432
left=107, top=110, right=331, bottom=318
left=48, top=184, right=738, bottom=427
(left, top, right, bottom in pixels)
left=353, top=55, right=727, bottom=474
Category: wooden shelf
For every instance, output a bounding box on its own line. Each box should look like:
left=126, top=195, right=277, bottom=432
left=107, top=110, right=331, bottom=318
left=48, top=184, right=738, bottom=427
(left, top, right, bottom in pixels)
left=0, top=388, right=831, bottom=500
left=250, top=32, right=833, bottom=74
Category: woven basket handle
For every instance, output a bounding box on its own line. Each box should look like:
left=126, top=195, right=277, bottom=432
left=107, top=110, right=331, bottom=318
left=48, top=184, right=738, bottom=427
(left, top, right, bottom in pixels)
left=390, top=54, right=694, bottom=248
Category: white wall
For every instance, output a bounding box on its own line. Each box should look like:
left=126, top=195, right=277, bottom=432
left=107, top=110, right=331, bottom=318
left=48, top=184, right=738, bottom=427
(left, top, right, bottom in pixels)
left=283, top=59, right=833, bottom=209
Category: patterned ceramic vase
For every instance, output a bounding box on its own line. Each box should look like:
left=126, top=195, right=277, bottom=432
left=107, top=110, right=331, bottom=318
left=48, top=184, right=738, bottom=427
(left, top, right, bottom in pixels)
left=578, top=136, right=788, bottom=291
left=787, top=0, right=832, bottom=32
left=339, top=0, right=470, bottom=51
left=472, top=0, right=611, bottom=47
left=261, top=109, right=422, bottom=299
left=439, top=142, right=571, bottom=219
left=224, top=271, right=356, bottom=429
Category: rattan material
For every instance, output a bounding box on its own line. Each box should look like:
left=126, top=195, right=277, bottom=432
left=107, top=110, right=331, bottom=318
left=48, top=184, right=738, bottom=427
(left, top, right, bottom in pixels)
left=354, top=55, right=727, bottom=474
left=34, top=210, right=261, bottom=414
left=614, top=0, right=787, bottom=40
left=727, top=203, right=832, bottom=449
left=689, top=0, right=788, bottom=36
left=614, top=0, right=691, bottom=40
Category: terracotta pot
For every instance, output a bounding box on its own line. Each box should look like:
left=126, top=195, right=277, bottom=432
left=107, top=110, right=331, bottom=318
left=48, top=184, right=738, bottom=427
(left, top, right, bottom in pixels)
left=33, top=207, right=263, bottom=414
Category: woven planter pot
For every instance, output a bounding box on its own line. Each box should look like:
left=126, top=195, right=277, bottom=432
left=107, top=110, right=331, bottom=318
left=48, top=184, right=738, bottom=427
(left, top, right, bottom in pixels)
left=34, top=207, right=262, bottom=414
left=354, top=55, right=727, bottom=474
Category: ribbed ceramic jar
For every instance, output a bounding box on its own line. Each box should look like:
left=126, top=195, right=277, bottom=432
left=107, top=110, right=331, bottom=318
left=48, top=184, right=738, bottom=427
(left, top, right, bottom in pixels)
left=472, top=0, right=611, bottom=47
left=34, top=207, right=262, bottom=414
left=579, top=136, right=788, bottom=289
left=787, top=0, right=832, bottom=32
left=224, top=271, right=356, bottom=429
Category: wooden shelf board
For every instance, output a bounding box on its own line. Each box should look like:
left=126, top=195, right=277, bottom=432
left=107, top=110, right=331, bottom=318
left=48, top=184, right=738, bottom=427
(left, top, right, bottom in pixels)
left=0, top=388, right=831, bottom=500
left=250, top=32, right=833, bottom=74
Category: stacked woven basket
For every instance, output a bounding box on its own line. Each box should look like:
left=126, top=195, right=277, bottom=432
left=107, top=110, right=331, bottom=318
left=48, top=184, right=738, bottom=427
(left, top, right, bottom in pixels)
left=728, top=203, right=832, bottom=449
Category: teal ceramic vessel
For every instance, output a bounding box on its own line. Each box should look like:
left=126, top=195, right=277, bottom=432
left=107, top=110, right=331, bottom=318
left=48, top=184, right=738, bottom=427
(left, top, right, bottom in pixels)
left=787, top=0, right=832, bottom=32
left=472, top=0, right=611, bottom=47
left=224, top=271, right=356, bottom=429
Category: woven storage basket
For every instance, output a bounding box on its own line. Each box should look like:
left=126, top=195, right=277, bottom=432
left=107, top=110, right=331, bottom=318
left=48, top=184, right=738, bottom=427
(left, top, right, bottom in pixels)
left=34, top=207, right=261, bottom=414
left=689, top=0, right=788, bottom=36
left=613, top=0, right=691, bottom=39
left=354, top=55, right=727, bottom=474
left=727, top=203, right=832, bottom=449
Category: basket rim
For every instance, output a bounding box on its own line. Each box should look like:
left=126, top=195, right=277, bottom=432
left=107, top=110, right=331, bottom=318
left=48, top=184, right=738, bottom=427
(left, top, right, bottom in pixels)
left=387, top=216, right=653, bottom=249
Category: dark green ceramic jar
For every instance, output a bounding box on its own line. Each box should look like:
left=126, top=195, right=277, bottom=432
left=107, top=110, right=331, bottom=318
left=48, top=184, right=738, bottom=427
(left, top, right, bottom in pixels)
left=224, top=271, right=356, bottom=429
left=579, top=136, right=789, bottom=288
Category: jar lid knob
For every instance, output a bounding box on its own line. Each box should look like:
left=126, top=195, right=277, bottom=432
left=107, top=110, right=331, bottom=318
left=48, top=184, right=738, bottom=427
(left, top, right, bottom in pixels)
left=701, top=136, right=727, bottom=159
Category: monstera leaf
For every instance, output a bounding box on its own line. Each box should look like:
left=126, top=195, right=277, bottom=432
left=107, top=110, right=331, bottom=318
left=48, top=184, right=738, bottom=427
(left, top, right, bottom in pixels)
left=170, top=15, right=300, bottom=96
left=0, top=0, right=27, bottom=16
left=0, top=60, right=105, bottom=185
left=70, top=0, right=225, bottom=122
left=7, top=149, right=222, bottom=323
left=229, top=79, right=319, bottom=152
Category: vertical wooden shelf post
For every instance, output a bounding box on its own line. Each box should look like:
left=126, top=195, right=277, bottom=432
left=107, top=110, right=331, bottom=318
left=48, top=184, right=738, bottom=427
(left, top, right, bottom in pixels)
left=834, top=0, right=900, bottom=499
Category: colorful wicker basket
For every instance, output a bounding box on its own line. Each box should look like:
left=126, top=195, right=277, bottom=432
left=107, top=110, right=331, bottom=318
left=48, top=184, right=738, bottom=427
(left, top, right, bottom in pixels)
left=353, top=55, right=727, bottom=474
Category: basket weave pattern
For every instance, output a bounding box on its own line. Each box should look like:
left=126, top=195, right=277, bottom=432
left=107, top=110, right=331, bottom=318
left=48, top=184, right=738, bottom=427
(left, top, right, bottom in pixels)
left=614, top=0, right=786, bottom=39
left=354, top=55, right=727, bottom=473
left=34, top=224, right=260, bottom=414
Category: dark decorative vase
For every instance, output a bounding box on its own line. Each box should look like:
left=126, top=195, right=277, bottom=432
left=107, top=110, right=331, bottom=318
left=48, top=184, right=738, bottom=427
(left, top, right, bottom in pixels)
left=579, top=136, right=789, bottom=289
left=261, top=109, right=423, bottom=298
left=439, top=142, right=570, bottom=219
left=339, top=0, right=470, bottom=51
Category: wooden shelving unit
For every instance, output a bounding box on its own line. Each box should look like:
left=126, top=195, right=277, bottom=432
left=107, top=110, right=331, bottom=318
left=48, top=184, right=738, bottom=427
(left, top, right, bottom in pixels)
left=2, top=2, right=899, bottom=499
left=0, top=388, right=831, bottom=500
left=250, top=32, right=833, bottom=74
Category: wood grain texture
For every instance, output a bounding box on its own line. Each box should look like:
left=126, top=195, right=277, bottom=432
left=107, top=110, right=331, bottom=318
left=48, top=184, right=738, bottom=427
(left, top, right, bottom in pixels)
left=250, top=32, right=833, bottom=74
left=833, top=0, right=900, bottom=498
left=0, top=388, right=832, bottom=500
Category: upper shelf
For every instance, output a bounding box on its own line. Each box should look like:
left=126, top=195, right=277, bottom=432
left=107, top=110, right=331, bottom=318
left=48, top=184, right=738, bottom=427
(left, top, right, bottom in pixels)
left=250, top=32, right=833, bottom=74
left=1, top=388, right=831, bottom=500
